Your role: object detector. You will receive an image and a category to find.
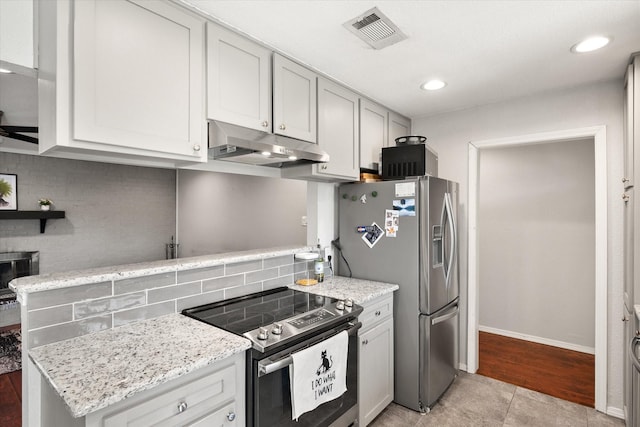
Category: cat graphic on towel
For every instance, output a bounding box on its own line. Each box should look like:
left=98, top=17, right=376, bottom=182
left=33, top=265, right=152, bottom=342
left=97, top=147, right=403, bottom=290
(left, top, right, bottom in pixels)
left=316, top=350, right=333, bottom=375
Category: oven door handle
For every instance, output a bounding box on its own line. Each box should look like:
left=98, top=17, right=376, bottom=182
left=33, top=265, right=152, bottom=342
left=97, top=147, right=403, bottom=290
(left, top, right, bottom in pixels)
left=258, top=321, right=361, bottom=377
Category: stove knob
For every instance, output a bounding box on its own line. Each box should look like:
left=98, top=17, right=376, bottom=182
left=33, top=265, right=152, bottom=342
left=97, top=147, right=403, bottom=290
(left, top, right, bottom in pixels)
left=344, top=298, right=354, bottom=308
left=257, top=327, right=269, bottom=340
left=336, top=300, right=345, bottom=310
left=272, top=323, right=283, bottom=335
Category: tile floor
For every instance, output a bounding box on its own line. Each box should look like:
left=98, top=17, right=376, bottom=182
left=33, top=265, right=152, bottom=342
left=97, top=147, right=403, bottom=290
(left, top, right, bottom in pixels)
left=370, top=372, right=625, bottom=427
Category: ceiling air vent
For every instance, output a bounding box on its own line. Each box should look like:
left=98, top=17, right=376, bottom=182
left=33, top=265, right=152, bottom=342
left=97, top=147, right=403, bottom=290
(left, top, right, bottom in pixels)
left=343, top=7, right=407, bottom=50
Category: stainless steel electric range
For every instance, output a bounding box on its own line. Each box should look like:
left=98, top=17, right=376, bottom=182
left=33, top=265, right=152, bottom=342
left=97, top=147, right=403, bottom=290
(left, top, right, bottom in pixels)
left=183, top=286, right=363, bottom=427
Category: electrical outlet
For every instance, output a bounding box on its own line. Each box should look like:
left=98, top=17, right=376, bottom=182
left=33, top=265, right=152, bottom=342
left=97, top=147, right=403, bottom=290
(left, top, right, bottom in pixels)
left=324, top=247, right=332, bottom=260
left=301, top=216, right=307, bottom=227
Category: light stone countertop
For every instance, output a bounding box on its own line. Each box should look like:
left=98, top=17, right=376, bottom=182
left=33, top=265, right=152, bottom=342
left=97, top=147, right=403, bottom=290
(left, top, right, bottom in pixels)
left=29, top=313, right=251, bottom=418
left=11, top=245, right=312, bottom=297
left=289, top=275, right=398, bottom=304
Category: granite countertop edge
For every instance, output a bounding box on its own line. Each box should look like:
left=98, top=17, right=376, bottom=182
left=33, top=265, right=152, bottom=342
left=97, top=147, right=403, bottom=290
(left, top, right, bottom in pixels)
left=288, top=275, right=399, bottom=304
left=11, top=245, right=312, bottom=295
left=29, top=276, right=397, bottom=419
left=28, top=313, right=252, bottom=418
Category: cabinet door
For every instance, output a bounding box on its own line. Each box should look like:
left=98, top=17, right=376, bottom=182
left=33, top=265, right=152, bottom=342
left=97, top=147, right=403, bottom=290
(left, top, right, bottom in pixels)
left=73, top=0, right=205, bottom=160
left=388, top=112, right=411, bottom=147
left=316, top=78, right=359, bottom=180
left=207, top=22, right=271, bottom=132
left=273, top=53, right=317, bottom=143
left=359, top=317, right=394, bottom=426
left=0, top=0, right=35, bottom=69
left=624, top=61, right=635, bottom=188
left=360, top=99, right=388, bottom=170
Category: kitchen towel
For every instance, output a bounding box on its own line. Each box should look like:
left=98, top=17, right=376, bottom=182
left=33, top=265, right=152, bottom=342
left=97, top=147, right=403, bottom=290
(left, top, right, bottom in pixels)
left=289, top=330, right=348, bottom=420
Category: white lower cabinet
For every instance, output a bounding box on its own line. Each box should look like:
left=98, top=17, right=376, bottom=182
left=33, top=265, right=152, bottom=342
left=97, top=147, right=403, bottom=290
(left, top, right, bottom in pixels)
left=80, top=353, right=244, bottom=427
left=358, top=294, right=394, bottom=426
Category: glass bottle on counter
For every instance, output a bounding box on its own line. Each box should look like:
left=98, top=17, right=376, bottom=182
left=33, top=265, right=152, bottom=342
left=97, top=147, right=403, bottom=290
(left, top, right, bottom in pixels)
left=314, top=243, right=325, bottom=282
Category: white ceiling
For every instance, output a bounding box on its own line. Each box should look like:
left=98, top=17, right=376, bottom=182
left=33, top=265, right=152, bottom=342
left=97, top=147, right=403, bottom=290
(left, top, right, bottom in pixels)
left=182, top=0, right=640, bottom=119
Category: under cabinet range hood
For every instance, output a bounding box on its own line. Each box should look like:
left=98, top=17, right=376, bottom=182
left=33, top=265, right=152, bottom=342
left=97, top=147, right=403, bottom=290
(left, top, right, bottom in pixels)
left=208, top=121, right=329, bottom=167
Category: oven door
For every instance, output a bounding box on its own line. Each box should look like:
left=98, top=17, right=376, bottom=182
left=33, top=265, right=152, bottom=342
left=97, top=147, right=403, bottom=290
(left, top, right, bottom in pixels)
left=249, top=321, right=360, bottom=427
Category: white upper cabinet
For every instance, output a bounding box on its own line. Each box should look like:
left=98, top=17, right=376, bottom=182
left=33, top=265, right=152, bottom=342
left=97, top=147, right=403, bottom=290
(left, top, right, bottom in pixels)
left=315, top=78, right=359, bottom=179
left=624, top=56, right=639, bottom=189
left=207, top=22, right=271, bottom=132
left=273, top=53, right=317, bottom=143
left=359, top=99, right=388, bottom=171
left=0, top=0, right=35, bottom=69
left=388, top=111, right=411, bottom=147
left=38, top=0, right=206, bottom=165
left=282, top=78, right=359, bottom=181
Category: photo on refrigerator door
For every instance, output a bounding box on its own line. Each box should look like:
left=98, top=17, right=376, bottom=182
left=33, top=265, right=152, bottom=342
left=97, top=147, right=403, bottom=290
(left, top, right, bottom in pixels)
left=362, top=222, right=383, bottom=248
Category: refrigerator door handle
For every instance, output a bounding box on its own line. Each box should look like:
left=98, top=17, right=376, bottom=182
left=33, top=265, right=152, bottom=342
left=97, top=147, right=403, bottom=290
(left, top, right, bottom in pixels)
left=431, top=304, right=459, bottom=326
left=443, top=192, right=457, bottom=289
left=440, top=194, right=449, bottom=284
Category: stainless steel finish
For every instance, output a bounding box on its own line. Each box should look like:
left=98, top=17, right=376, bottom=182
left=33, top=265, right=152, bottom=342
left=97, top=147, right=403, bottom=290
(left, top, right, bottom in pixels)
left=328, top=404, right=358, bottom=427
left=272, top=323, right=283, bottom=335
left=257, top=320, right=361, bottom=377
left=208, top=121, right=329, bottom=167
left=630, top=334, right=640, bottom=427
left=261, top=121, right=269, bottom=128
left=192, top=144, right=201, bottom=151
left=338, top=176, right=459, bottom=412
left=245, top=303, right=361, bottom=352
left=431, top=304, right=459, bottom=326
left=227, top=412, right=236, bottom=422
left=279, top=124, right=286, bottom=130
left=177, top=401, right=188, bottom=413
left=257, top=327, right=269, bottom=340
left=345, top=298, right=354, bottom=307
left=336, top=300, right=345, bottom=310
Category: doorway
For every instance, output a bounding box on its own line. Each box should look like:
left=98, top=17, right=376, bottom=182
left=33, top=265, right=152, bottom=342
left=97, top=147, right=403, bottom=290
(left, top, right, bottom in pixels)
left=467, top=126, right=607, bottom=412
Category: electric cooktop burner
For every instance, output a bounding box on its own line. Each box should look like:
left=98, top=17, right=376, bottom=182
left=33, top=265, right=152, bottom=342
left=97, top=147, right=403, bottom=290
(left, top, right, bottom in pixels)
left=182, top=287, right=361, bottom=352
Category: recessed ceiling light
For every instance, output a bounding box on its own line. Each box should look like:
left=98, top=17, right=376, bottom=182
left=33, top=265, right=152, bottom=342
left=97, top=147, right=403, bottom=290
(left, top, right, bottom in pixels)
left=421, top=80, right=446, bottom=91
left=0, top=68, right=13, bottom=74
left=571, top=36, right=611, bottom=53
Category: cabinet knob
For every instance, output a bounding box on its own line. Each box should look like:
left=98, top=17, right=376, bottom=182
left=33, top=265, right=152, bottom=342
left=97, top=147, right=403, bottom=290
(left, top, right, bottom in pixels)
left=177, top=401, right=188, bottom=413
left=193, top=144, right=201, bottom=152
left=375, top=310, right=381, bottom=316
left=279, top=124, right=286, bottom=131
left=321, top=164, right=328, bottom=170
left=623, top=177, right=630, bottom=183
left=624, top=316, right=630, bottom=322
left=262, top=121, right=269, bottom=128
left=362, top=339, right=368, bottom=346
left=227, top=411, right=236, bottom=421
left=623, top=193, right=630, bottom=202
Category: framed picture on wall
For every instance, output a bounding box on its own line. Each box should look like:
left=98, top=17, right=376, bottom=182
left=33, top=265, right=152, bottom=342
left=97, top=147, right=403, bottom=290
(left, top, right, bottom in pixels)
left=0, top=173, right=17, bottom=211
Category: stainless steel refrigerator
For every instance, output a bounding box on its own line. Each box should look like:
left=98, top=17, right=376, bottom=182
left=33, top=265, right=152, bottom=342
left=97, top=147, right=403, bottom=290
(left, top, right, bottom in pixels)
left=338, top=176, right=459, bottom=413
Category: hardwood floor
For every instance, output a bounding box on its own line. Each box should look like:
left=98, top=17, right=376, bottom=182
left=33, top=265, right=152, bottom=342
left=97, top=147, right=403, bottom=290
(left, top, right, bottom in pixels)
left=477, top=331, right=595, bottom=407
left=0, top=370, right=21, bottom=427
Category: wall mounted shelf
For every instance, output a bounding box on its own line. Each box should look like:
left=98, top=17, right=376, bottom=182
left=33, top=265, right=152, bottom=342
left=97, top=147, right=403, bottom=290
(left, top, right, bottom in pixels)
left=0, top=211, right=66, bottom=233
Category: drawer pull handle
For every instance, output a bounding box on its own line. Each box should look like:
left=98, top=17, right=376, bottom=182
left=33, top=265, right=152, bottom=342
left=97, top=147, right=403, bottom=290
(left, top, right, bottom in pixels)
left=227, top=411, right=236, bottom=421
left=177, top=401, right=188, bottom=413
left=375, top=310, right=381, bottom=316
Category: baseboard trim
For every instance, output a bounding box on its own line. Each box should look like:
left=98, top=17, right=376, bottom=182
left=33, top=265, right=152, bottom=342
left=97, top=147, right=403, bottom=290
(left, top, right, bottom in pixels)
left=607, top=406, right=624, bottom=419
left=479, top=325, right=595, bottom=355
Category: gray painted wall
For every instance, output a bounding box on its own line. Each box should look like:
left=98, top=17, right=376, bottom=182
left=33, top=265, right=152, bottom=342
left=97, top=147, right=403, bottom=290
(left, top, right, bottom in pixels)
left=0, top=152, right=176, bottom=273
left=177, top=170, right=307, bottom=256
left=478, top=139, right=595, bottom=348
left=411, top=79, right=623, bottom=409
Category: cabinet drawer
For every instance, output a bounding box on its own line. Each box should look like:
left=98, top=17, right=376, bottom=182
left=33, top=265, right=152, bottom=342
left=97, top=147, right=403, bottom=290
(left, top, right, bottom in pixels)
left=359, top=294, right=393, bottom=332
left=102, top=364, right=236, bottom=427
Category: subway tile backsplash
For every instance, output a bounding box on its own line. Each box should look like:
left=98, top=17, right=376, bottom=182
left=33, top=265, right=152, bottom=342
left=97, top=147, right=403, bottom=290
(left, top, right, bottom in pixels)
left=25, top=253, right=320, bottom=349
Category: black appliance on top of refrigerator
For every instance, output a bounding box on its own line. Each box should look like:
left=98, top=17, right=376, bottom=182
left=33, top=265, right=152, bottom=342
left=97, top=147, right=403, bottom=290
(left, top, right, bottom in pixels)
left=338, top=176, right=459, bottom=413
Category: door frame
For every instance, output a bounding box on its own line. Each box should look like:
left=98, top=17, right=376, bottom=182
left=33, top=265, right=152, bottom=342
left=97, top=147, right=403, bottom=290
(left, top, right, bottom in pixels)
left=467, top=125, right=607, bottom=411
